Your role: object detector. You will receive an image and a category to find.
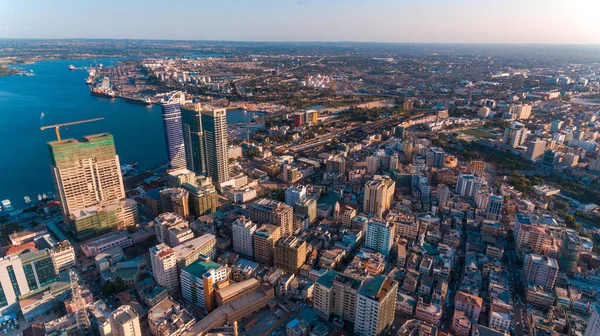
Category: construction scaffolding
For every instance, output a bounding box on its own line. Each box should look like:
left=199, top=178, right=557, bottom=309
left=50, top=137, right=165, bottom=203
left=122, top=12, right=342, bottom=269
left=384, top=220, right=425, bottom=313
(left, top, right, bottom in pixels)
left=69, top=269, right=91, bottom=336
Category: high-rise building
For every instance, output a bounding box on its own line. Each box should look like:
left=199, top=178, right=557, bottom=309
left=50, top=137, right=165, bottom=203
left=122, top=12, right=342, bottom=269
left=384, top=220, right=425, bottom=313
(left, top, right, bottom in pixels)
left=154, top=213, right=193, bottom=248
left=363, top=175, right=396, bottom=218
left=314, top=270, right=362, bottom=323
left=201, top=105, right=229, bottom=184
left=294, top=198, right=317, bottom=225
left=0, top=255, right=30, bottom=316
left=365, top=218, right=395, bottom=256
left=486, top=195, right=504, bottom=221
left=49, top=240, right=76, bottom=273
left=454, top=291, right=483, bottom=322
left=250, top=198, right=294, bottom=236
left=559, top=230, right=581, bottom=274
left=19, top=250, right=58, bottom=292
left=455, top=174, right=477, bottom=197
left=523, top=254, right=559, bottom=292
left=160, top=188, right=189, bottom=218
left=182, top=177, right=218, bottom=218
left=425, top=147, right=446, bottom=168
left=509, top=104, right=532, bottom=120
left=161, top=91, right=187, bottom=170
left=172, top=234, right=217, bottom=272
left=366, top=156, right=380, bottom=175
left=48, top=133, right=134, bottom=240
left=180, top=257, right=227, bottom=312
left=550, top=120, right=563, bottom=133
left=402, top=141, right=414, bottom=163
left=467, top=161, right=486, bottom=177
left=274, top=236, right=307, bottom=274
left=585, top=304, right=600, bottom=336
left=109, top=305, right=142, bottom=336
left=232, top=216, right=257, bottom=258
left=285, top=186, right=307, bottom=206
left=150, top=244, right=179, bottom=291
left=503, top=121, right=529, bottom=148
left=437, top=184, right=451, bottom=207
left=181, top=103, right=206, bottom=173
left=253, top=224, right=281, bottom=266
left=354, top=276, right=398, bottom=336
left=526, top=139, right=546, bottom=162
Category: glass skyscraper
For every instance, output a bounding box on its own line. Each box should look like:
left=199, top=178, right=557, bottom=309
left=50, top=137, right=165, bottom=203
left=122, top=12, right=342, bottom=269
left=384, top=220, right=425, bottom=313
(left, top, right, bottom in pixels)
left=201, top=106, right=230, bottom=184
left=161, top=91, right=188, bottom=170
left=181, top=103, right=205, bottom=173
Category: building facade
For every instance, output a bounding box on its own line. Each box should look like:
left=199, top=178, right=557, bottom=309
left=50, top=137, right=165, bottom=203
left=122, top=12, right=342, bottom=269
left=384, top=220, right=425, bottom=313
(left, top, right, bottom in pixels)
left=161, top=91, right=187, bottom=170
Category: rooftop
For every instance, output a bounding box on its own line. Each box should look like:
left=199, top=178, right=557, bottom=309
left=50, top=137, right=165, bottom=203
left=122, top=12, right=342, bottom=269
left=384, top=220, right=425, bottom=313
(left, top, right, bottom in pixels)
left=182, top=259, right=222, bottom=277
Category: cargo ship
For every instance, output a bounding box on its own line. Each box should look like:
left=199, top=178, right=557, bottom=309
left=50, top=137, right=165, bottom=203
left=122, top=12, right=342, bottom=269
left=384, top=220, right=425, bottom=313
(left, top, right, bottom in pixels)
left=90, top=77, right=115, bottom=99
left=90, top=87, right=115, bottom=99
left=122, top=95, right=153, bottom=106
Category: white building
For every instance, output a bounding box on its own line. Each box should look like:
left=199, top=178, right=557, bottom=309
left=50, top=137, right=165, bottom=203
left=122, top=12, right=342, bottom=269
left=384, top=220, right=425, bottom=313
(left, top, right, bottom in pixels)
left=285, top=186, right=307, bottom=206
left=354, top=276, right=398, bottom=336
left=0, top=255, right=30, bottom=316
left=150, top=244, right=179, bottom=291
left=232, top=216, right=257, bottom=258
left=365, top=219, right=395, bottom=256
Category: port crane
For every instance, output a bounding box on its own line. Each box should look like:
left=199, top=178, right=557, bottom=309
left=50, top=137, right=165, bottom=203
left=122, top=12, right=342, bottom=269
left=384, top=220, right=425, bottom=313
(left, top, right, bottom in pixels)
left=40, top=117, right=104, bottom=141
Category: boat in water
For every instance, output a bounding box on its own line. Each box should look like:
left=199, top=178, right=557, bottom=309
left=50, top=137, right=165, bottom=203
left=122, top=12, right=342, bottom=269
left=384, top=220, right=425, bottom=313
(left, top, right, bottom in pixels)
left=122, top=95, right=153, bottom=106
left=90, top=77, right=115, bottom=99
left=24, top=196, right=31, bottom=204
left=68, top=65, right=76, bottom=70
left=91, top=88, right=115, bottom=99
left=0, top=199, right=13, bottom=212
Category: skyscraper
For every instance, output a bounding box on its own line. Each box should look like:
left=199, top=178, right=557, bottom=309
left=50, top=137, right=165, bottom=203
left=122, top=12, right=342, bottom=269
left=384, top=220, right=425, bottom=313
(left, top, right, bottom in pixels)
left=48, top=133, right=135, bottom=240
left=201, top=105, right=229, bottom=184
left=181, top=103, right=205, bottom=173
left=161, top=91, right=187, bottom=170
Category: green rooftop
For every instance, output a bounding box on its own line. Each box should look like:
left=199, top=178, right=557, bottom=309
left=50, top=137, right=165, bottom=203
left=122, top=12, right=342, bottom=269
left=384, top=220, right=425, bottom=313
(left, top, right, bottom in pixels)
left=359, top=275, right=386, bottom=300
left=182, top=260, right=222, bottom=277
left=316, top=270, right=361, bottom=290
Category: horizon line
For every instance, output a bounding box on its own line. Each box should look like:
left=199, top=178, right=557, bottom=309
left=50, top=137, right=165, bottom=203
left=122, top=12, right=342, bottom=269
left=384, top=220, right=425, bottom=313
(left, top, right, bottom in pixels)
left=1, top=37, right=600, bottom=47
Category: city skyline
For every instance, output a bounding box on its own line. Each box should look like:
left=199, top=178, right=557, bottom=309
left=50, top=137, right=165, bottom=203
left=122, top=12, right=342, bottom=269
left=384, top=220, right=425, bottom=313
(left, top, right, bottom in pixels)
left=1, top=0, right=600, bottom=44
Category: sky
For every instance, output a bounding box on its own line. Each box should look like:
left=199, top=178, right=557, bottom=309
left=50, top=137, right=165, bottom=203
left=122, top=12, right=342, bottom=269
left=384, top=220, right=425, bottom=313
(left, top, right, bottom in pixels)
left=1, top=0, right=599, bottom=44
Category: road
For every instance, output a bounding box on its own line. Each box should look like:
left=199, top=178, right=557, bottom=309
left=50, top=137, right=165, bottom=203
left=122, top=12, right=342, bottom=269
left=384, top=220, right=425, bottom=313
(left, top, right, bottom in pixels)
left=505, top=236, right=526, bottom=336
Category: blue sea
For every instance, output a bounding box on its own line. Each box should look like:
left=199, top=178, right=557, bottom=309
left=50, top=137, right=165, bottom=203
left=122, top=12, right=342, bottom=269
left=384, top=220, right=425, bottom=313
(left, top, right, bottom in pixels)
left=0, top=58, right=261, bottom=208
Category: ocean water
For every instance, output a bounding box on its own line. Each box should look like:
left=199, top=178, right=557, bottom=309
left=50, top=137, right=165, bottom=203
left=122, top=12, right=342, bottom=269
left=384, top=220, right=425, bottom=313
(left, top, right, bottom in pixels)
left=0, top=58, right=260, bottom=208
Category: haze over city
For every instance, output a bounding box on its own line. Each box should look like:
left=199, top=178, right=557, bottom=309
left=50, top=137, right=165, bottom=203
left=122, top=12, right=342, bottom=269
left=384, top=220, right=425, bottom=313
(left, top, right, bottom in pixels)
left=2, top=2, right=600, bottom=336
left=1, top=0, right=600, bottom=44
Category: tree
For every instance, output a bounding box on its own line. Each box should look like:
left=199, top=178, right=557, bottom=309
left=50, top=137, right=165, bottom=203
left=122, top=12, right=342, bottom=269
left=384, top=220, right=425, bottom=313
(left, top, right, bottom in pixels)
left=247, top=148, right=260, bottom=157
left=555, top=200, right=569, bottom=212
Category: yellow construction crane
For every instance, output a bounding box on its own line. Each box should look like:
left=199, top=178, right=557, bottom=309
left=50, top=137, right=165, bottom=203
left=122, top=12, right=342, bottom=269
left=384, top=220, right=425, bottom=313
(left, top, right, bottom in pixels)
left=40, top=117, right=105, bottom=141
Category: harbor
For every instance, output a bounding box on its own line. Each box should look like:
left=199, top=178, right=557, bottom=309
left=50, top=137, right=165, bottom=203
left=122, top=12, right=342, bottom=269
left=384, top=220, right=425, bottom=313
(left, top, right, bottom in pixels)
left=0, top=58, right=264, bottom=209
